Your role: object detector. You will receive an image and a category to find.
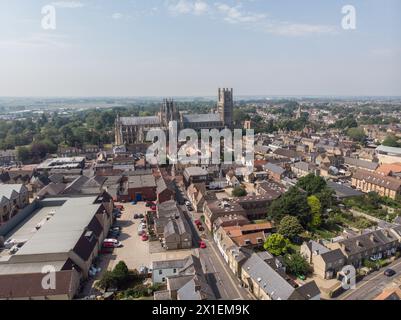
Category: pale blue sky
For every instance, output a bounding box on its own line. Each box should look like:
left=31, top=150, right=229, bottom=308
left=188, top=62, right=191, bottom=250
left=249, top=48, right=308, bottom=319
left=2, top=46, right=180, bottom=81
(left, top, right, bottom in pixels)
left=0, top=0, right=400, bottom=96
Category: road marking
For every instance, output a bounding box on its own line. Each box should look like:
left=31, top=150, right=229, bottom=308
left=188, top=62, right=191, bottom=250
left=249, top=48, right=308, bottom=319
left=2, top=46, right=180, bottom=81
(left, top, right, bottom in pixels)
left=340, top=259, right=401, bottom=300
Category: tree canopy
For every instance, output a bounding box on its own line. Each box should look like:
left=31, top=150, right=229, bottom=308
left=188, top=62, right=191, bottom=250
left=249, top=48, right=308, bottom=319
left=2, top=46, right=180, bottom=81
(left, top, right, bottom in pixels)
left=277, top=215, right=304, bottom=240
left=296, top=174, right=327, bottom=196
left=263, top=233, right=291, bottom=256
left=267, top=186, right=311, bottom=227
left=283, top=253, right=311, bottom=276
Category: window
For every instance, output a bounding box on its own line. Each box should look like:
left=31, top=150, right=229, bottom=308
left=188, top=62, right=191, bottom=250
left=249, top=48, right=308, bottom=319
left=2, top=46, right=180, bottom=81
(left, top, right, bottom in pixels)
left=159, top=270, right=162, bottom=275
left=173, top=268, right=177, bottom=273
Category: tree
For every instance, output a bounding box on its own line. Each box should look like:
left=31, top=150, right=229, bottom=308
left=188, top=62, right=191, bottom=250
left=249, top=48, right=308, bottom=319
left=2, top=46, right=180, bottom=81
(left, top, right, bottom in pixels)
left=307, top=195, right=322, bottom=229
left=263, top=234, right=290, bottom=256
left=17, top=146, right=31, bottom=163
left=283, top=253, right=311, bottom=276
left=98, top=261, right=130, bottom=290
left=277, top=216, right=304, bottom=240
left=98, top=271, right=118, bottom=290
left=347, top=127, right=366, bottom=143
left=296, top=174, right=327, bottom=196
left=267, top=187, right=311, bottom=227
left=316, top=188, right=335, bottom=211
left=232, top=186, right=247, bottom=197
left=382, top=135, right=401, bottom=147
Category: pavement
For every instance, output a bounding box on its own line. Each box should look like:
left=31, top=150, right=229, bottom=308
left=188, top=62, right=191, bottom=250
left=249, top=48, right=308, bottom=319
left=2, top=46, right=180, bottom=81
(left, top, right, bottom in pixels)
left=335, top=258, right=401, bottom=300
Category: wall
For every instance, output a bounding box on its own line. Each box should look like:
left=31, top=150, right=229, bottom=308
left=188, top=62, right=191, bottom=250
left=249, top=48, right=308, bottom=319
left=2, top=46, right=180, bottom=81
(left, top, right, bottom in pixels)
left=0, top=201, right=39, bottom=237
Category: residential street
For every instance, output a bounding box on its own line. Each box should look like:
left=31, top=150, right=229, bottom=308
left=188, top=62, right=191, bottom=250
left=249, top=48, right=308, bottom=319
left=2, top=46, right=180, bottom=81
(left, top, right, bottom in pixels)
left=335, top=259, right=401, bottom=300
left=176, top=180, right=252, bottom=300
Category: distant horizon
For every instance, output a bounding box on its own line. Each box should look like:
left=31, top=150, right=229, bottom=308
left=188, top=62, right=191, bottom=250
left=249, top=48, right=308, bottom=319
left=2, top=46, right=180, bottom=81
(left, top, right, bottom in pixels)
left=1, top=95, right=401, bottom=100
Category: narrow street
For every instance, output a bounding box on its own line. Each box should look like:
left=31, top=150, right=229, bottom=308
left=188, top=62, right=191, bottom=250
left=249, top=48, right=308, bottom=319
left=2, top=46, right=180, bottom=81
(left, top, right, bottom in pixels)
left=175, top=179, right=252, bottom=300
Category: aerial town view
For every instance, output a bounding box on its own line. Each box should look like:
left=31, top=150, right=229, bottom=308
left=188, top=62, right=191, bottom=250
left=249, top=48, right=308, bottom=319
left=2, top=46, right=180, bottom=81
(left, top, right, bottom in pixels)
left=0, top=0, right=400, bottom=311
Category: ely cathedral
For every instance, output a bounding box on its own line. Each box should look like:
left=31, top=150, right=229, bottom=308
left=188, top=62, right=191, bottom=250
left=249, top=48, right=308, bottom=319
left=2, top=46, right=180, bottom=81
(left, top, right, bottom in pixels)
left=115, top=88, right=234, bottom=145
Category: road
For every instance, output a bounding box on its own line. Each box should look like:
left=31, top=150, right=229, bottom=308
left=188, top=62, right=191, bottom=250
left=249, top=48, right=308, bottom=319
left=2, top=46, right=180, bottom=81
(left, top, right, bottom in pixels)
left=335, top=258, right=401, bottom=300
left=176, top=180, right=252, bottom=300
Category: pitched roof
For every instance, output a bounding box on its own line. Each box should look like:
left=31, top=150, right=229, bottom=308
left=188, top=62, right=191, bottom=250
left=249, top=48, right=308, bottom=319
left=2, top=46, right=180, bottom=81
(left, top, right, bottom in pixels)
left=0, top=270, right=77, bottom=299
left=263, top=163, right=286, bottom=175
left=344, top=157, right=379, bottom=171
left=376, top=163, right=401, bottom=176
left=0, top=184, right=25, bottom=200
left=120, top=116, right=161, bottom=126
left=353, top=169, right=401, bottom=191
left=320, top=249, right=346, bottom=263
left=182, top=113, right=221, bottom=123
left=242, top=252, right=297, bottom=300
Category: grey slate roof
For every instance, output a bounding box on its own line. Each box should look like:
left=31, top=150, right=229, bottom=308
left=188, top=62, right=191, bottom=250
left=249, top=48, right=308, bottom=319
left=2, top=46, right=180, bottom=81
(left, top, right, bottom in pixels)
left=320, top=249, right=346, bottom=263
left=120, top=116, right=161, bottom=126
left=263, top=163, right=286, bottom=175
left=242, top=252, right=296, bottom=300
left=305, top=240, right=330, bottom=255
left=327, top=181, right=364, bottom=198
left=152, top=259, right=187, bottom=270
left=376, top=145, right=401, bottom=156
left=182, top=113, right=221, bottom=123
left=344, top=157, right=379, bottom=171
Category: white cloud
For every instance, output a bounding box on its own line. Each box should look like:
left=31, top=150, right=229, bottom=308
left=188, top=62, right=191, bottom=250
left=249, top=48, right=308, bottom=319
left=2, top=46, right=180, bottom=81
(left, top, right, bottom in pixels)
left=194, top=1, right=209, bottom=15
left=166, top=1, right=336, bottom=37
left=112, top=12, right=123, bottom=20
left=51, top=1, right=85, bottom=9
left=167, top=0, right=209, bottom=16
left=215, top=3, right=265, bottom=24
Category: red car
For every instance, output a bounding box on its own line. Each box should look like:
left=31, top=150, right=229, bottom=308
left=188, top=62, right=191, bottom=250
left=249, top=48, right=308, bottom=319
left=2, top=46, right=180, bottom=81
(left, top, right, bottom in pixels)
left=199, top=241, right=207, bottom=249
left=141, top=234, right=149, bottom=241
left=194, top=219, right=202, bottom=226
left=150, top=206, right=157, bottom=211
left=115, top=205, right=125, bottom=211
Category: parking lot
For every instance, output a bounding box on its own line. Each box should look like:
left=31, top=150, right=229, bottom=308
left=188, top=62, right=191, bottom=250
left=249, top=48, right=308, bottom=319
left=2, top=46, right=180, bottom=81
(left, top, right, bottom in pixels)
left=106, top=201, right=195, bottom=272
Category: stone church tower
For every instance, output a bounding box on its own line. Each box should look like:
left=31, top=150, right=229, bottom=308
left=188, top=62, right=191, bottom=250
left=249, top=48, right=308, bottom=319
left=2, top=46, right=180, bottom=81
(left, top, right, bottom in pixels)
left=218, top=88, right=234, bottom=129
left=160, top=98, right=179, bottom=126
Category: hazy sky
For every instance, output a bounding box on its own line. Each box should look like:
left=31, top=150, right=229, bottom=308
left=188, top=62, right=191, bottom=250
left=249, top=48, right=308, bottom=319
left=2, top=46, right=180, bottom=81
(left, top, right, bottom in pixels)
left=0, top=0, right=400, bottom=97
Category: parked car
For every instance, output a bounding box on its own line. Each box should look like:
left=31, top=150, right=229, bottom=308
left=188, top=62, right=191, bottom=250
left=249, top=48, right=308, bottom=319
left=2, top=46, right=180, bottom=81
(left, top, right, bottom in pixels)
left=131, top=201, right=137, bottom=205
left=139, top=213, right=144, bottom=219
left=197, top=225, right=204, bottom=232
left=199, top=241, right=207, bottom=249
left=185, top=200, right=191, bottom=206
left=141, top=234, right=149, bottom=241
left=384, top=269, right=396, bottom=277
left=194, top=219, right=202, bottom=226
left=137, top=226, right=145, bottom=236
left=134, top=214, right=139, bottom=219
left=150, top=206, right=157, bottom=211
left=103, top=239, right=123, bottom=248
